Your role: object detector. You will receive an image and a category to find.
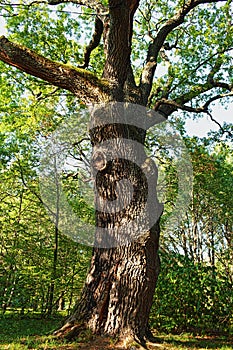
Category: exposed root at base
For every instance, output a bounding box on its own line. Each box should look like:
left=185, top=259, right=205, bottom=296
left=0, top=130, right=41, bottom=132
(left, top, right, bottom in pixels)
left=53, top=321, right=87, bottom=341
left=116, top=334, right=163, bottom=350
left=53, top=322, right=73, bottom=337
left=145, top=329, right=162, bottom=344
left=53, top=323, right=163, bottom=349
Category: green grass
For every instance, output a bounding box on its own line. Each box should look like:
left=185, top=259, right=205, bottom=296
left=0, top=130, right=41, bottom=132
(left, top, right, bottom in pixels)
left=0, top=312, right=67, bottom=349
left=154, top=333, right=233, bottom=350
left=0, top=312, right=232, bottom=349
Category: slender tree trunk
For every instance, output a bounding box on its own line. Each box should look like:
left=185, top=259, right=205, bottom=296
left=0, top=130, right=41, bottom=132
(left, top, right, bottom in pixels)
left=47, top=158, right=60, bottom=315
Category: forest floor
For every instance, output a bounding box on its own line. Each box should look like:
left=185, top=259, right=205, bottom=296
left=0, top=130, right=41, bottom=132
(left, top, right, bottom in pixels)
left=0, top=313, right=232, bottom=350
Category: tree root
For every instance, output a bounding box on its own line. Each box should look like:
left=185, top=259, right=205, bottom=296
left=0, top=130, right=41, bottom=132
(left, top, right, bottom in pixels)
left=53, top=321, right=162, bottom=349
left=145, top=328, right=161, bottom=344
left=116, top=332, right=163, bottom=350
left=53, top=321, right=87, bottom=340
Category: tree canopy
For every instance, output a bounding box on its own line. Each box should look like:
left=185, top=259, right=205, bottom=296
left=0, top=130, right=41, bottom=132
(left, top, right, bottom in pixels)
left=0, top=0, right=232, bottom=113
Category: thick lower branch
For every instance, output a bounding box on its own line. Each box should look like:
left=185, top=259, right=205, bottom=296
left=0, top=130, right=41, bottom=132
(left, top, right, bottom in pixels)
left=0, top=36, right=108, bottom=103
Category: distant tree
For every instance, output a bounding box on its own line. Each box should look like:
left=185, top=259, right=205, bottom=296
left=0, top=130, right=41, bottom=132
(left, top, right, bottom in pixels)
left=0, top=63, right=90, bottom=315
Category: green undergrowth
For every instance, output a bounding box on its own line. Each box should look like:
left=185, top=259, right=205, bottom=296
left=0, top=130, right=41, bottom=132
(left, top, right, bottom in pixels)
left=0, top=312, right=232, bottom=349
left=0, top=311, right=65, bottom=349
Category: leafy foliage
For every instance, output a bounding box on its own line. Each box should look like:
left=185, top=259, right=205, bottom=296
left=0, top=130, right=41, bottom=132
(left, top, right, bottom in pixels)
left=151, top=251, right=233, bottom=334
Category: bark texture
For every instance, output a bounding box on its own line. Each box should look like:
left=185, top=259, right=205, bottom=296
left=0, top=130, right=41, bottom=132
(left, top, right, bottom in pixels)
left=55, top=110, right=162, bottom=342
left=61, top=240, right=160, bottom=341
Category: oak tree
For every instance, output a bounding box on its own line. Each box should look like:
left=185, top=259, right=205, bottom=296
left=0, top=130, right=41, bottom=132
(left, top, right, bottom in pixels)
left=0, top=0, right=232, bottom=345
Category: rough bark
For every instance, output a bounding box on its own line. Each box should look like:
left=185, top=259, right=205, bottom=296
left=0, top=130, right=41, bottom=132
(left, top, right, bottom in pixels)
left=102, top=0, right=139, bottom=100
left=56, top=241, right=160, bottom=342
left=55, top=106, right=162, bottom=342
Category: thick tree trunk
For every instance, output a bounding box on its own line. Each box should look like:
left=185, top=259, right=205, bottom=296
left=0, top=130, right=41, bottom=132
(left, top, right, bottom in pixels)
left=65, top=239, right=160, bottom=340
left=55, top=104, right=162, bottom=343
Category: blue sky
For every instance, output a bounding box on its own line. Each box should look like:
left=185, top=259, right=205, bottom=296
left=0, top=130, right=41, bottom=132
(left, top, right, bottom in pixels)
left=0, top=16, right=232, bottom=138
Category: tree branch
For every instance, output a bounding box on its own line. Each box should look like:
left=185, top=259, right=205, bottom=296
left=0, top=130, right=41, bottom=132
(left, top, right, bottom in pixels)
left=0, top=36, right=109, bottom=103
left=153, top=92, right=233, bottom=135
left=47, top=0, right=107, bottom=15
left=102, top=0, right=139, bottom=100
left=175, top=78, right=232, bottom=107
left=164, top=48, right=233, bottom=109
left=205, top=49, right=232, bottom=90
left=140, top=0, right=228, bottom=105
left=78, top=16, right=103, bottom=69
left=163, top=47, right=233, bottom=102
left=154, top=92, right=232, bottom=113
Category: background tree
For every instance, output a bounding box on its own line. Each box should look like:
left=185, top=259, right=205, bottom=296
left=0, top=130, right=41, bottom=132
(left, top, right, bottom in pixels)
left=0, top=60, right=91, bottom=315
left=150, top=136, right=233, bottom=334
left=0, top=0, right=232, bottom=345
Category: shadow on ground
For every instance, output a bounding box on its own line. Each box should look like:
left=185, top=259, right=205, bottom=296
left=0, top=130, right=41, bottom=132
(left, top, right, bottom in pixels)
left=0, top=315, right=232, bottom=349
left=153, top=334, right=233, bottom=350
